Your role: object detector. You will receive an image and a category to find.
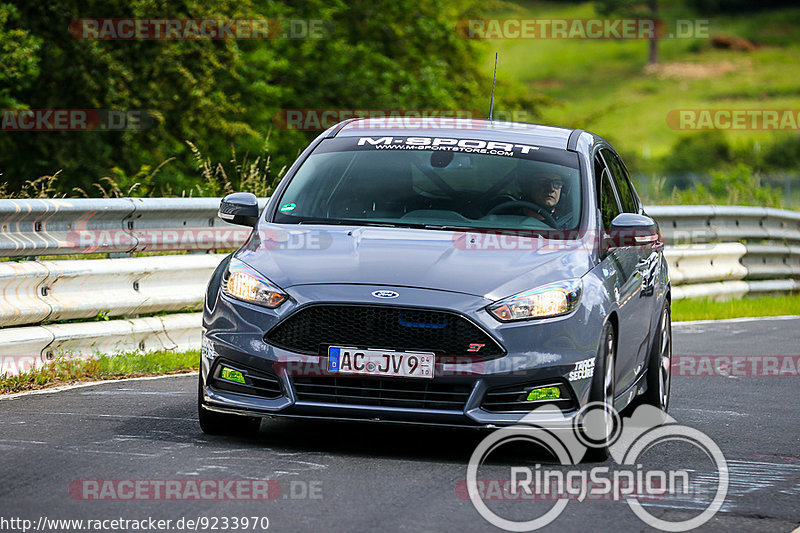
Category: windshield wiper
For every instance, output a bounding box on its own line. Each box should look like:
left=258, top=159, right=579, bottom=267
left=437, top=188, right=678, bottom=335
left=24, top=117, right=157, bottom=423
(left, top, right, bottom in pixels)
left=296, top=219, right=346, bottom=225
left=422, top=224, right=480, bottom=231
left=297, top=219, right=402, bottom=228
left=355, top=221, right=403, bottom=228
left=422, top=224, right=544, bottom=236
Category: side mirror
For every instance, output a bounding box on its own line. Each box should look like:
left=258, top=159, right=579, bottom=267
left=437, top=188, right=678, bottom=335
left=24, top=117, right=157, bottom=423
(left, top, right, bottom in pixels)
left=218, top=192, right=259, bottom=227
left=608, top=213, right=660, bottom=248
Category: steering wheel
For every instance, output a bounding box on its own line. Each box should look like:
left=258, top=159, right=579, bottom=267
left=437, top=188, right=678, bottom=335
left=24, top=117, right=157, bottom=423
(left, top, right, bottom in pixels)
left=487, top=200, right=558, bottom=228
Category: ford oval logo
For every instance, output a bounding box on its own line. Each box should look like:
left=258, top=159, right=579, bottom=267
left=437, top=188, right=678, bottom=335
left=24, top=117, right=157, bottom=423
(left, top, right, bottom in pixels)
left=372, top=290, right=399, bottom=299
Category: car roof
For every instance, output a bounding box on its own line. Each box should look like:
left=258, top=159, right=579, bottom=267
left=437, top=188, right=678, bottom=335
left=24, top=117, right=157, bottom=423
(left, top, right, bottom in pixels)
left=334, top=118, right=577, bottom=150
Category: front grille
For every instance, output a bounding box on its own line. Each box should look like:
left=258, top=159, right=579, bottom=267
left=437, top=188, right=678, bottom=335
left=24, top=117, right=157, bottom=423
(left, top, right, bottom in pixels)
left=265, top=304, right=504, bottom=358
left=293, top=377, right=473, bottom=410
left=209, top=360, right=283, bottom=399
left=481, top=382, right=575, bottom=413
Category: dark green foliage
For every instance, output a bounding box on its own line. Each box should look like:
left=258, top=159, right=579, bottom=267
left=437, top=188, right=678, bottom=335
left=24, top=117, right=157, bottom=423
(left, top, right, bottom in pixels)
left=1, top=0, right=534, bottom=196
left=761, top=134, right=800, bottom=171
left=692, top=0, right=798, bottom=15
left=668, top=163, right=782, bottom=207
left=662, top=131, right=733, bottom=175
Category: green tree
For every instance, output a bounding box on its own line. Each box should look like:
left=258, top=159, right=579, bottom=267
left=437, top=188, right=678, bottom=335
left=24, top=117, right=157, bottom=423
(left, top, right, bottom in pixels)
left=595, top=0, right=660, bottom=64
left=0, top=4, right=41, bottom=109
left=0, top=0, right=537, bottom=196
left=2, top=0, right=269, bottom=194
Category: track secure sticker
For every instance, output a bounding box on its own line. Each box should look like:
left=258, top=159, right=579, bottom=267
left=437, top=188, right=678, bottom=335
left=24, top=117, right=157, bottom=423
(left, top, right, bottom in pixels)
left=568, top=358, right=595, bottom=381
left=279, top=203, right=296, bottom=212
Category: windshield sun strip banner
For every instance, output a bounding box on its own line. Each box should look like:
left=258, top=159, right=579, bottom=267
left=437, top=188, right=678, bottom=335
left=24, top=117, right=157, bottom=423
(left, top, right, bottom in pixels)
left=309, top=136, right=580, bottom=166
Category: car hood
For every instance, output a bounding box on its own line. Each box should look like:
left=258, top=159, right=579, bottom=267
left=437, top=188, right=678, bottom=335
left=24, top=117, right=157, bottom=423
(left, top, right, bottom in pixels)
left=235, top=224, right=595, bottom=300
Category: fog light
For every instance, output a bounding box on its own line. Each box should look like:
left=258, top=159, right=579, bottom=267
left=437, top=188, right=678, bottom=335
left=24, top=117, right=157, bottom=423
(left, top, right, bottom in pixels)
left=526, top=386, right=561, bottom=401
left=220, top=367, right=246, bottom=384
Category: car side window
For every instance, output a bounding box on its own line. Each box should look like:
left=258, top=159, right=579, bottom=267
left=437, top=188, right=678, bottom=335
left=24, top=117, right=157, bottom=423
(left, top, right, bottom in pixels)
left=594, top=153, right=620, bottom=231
left=614, top=153, right=641, bottom=212
left=601, top=149, right=637, bottom=213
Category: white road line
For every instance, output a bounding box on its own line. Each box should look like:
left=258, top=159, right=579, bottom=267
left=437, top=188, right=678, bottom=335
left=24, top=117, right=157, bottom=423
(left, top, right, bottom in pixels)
left=65, top=448, right=159, bottom=458
left=672, top=407, right=749, bottom=417
left=674, top=315, right=800, bottom=326
left=79, top=390, right=190, bottom=396
left=0, top=372, right=198, bottom=401
left=31, top=412, right=197, bottom=421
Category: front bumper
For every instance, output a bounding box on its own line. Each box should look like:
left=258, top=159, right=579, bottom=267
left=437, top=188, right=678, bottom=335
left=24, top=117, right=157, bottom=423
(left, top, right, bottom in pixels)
left=201, top=284, right=607, bottom=428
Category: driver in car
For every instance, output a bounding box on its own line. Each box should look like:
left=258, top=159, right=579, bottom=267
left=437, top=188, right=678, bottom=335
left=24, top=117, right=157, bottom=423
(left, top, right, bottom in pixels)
left=520, top=172, right=564, bottom=223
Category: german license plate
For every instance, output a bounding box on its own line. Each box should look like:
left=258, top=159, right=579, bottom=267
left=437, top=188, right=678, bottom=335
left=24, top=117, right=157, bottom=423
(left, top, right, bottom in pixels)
left=327, top=347, right=434, bottom=379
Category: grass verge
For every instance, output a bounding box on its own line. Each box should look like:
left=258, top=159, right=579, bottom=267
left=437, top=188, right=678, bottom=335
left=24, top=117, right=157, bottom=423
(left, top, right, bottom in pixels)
left=672, top=293, right=800, bottom=322
left=0, top=350, right=199, bottom=395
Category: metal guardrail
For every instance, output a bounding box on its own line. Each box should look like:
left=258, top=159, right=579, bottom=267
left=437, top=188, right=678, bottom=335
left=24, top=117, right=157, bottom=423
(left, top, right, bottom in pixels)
left=1, top=200, right=798, bottom=376
left=647, top=205, right=800, bottom=245
left=0, top=313, right=201, bottom=376
left=648, top=205, right=800, bottom=300
left=664, top=243, right=748, bottom=285
left=671, top=279, right=800, bottom=301
left=742, top=244, right=800, bottom=279
left=0, top=254, right=225, bottom=327
left=0, top=197, right=267, bottom=257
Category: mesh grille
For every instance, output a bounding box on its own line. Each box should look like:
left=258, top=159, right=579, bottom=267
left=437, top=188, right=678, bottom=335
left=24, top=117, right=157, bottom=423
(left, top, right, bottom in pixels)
left=265, top=304, right=503, bottom=357
left=293, top=376, right=472, bottom=410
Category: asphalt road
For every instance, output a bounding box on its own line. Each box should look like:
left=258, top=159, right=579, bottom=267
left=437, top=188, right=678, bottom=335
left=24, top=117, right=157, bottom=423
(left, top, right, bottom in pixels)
left=1, top=317, right=798, bottom=533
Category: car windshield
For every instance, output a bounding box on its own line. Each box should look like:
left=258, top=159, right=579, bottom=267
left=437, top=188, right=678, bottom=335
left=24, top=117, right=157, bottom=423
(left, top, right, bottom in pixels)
left=273, top=135, right=582, bottom=231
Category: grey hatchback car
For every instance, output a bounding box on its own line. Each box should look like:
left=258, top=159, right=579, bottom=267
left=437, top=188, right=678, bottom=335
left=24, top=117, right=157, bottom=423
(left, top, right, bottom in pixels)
left=199, top=118, right=671, bottom=440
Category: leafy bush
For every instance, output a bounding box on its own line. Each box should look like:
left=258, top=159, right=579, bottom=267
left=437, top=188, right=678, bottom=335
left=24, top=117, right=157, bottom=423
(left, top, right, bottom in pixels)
left=761, top=134, right=800, bottom=171
left=693, top=0, right=798, bottom=14
left=668, top=163, right=782, bottom=207
left=187, top=136, right=284, bottom=198
left=662, top=131, right=733, bottom=175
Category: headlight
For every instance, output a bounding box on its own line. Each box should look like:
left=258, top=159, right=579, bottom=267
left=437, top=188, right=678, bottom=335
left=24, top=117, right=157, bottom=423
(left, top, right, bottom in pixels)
left=488, top=280, right=581, bottom=321
left=221, top=259, right=287, bottom=308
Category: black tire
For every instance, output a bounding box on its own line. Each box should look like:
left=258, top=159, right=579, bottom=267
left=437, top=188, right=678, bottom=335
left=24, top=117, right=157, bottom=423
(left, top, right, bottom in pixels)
left=637, top=303, right=672, bottom=412
left=198, top=373, right=261, bottom=436
left=582, top=322, right=616, bottom=462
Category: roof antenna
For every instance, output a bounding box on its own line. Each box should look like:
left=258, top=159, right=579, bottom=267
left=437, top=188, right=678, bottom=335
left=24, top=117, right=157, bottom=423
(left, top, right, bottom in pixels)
left=487, top=52, right=498, bottom=121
